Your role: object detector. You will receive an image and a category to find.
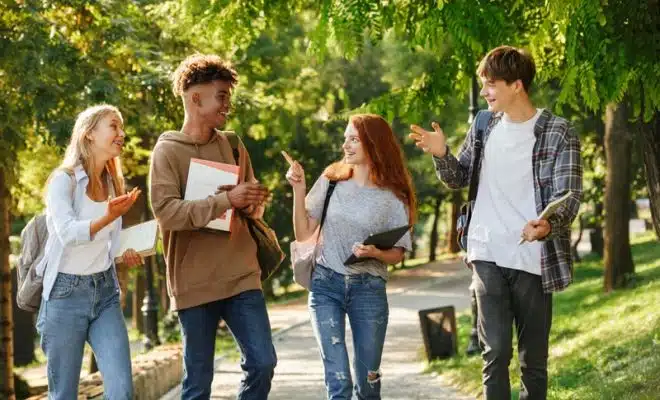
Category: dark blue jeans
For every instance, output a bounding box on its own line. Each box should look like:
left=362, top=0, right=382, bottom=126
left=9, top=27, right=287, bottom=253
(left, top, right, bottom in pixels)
left=472, top=261, right=553, bottom=400
left=178, top=289, right=277, bottom=400
left=309, top=265, right=389, bottom=400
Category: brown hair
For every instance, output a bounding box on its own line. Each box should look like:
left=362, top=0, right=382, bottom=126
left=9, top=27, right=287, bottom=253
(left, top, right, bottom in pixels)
left=171, top=54, right=238, bottom=96
left=323, top=114, right=417, bottom=225
left=477, top=46, right=536, bottom=92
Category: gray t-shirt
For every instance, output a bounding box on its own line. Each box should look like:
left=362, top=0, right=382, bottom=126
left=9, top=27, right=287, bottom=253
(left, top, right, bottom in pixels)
left=306, top=175, right=412, bottom=279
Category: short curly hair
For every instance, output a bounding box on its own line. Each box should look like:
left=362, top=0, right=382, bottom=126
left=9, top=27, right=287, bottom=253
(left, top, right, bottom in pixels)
left=171, top=54, right=238, bottom=96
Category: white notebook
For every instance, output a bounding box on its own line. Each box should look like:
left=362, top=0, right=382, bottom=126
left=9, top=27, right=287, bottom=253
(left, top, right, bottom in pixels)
left=184, top=158, right=240, bottom=232
left=115, top=219, right=159, bottom=263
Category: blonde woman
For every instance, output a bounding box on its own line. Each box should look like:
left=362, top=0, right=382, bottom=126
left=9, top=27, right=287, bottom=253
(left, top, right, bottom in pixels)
left=36, top=104, right=143, bottom=399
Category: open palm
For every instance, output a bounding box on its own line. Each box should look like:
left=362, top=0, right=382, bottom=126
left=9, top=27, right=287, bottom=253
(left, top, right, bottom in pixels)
left=408, top=122, right=447, bottom=157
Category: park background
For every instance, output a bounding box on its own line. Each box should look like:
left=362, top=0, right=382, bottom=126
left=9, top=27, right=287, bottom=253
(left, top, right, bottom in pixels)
left=0, top=0, right=659, bottom=399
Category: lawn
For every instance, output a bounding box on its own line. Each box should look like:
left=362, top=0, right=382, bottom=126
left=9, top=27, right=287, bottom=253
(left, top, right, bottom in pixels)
left=427, top=232, right=660, bottom=400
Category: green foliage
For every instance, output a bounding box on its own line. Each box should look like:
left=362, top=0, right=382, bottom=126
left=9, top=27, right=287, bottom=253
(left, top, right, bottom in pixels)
left=11, top=132, right=61, bottom=215
left=550, top=0, right=660, bottom=120
left=4, top=0, right=657, bottom=294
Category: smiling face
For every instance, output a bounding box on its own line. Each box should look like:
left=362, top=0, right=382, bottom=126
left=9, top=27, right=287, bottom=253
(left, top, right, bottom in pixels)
left=479, top=76, right=522, bottom=114
left=191, top=80, right=232, bottom=128
left=342, top=122, right=368, bottom=166
left=88, top=112, right=125, bottom=160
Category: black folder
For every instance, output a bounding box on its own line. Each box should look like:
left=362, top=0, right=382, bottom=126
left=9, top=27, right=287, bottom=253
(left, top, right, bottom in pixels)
left=344, top=225, right=411, bottom=265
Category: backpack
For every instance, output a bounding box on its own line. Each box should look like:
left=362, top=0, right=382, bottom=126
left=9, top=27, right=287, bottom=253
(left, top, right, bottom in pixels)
left=224, top=132, right=285, bottom=282
left=16, top=169, right=74, bottom=312
left=16, top=214, right=49, bottom=312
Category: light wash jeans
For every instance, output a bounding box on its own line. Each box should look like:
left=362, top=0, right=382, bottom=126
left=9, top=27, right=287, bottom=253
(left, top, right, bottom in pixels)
left=309, top=265, right=389, bottom=400
left=36, top=269, right=133, bottom=400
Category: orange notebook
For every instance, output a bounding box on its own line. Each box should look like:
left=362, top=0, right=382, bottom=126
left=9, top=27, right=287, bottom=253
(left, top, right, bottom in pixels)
left=184, top=158, right=240, bottom=232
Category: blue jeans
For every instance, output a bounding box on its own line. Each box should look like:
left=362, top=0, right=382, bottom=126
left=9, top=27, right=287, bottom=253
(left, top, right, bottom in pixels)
left=177, top=289, right=277, bottom=400
left=36, top=270, right=133, bottom=400
left=308, top=265, right=389, bottom=400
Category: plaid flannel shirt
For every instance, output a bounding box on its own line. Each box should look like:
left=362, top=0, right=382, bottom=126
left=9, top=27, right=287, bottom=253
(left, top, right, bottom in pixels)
left=433, top=109, right=583, bottom=293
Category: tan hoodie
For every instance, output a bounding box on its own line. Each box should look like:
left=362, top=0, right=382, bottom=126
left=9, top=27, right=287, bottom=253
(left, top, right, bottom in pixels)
left=149, top=130, right=261, bottom=310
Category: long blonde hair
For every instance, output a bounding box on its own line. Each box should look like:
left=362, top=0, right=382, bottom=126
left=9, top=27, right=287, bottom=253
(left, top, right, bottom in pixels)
left=57, top=104, right=126, bottom=197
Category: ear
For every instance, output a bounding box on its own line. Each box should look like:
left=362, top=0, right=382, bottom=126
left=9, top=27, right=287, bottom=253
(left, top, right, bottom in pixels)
left=514, top=79, right=524, bottom=94
left=191, top=91, right=202, bottom=107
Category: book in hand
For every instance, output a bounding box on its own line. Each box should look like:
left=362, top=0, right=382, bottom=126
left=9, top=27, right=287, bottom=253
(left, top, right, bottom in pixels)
left=518, top=191, right=574, bottom=244
left=184, top=158, right=240, bottom=232
left=344, top=225, right=411, bottom=266
left=114, top=220, right=159, bottom=264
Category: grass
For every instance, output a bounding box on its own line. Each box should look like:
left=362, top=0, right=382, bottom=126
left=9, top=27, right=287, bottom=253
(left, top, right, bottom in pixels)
left=427, top=232, right=660, bottom=400
left=215, top=330, right=240, bottom=361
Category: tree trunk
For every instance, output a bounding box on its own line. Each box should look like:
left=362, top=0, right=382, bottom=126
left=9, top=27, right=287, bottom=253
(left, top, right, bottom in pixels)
left=429, top=195, right=443, bottom=262
left=0, top=168, right=16, bottom=400
left=604, top=102, right=635, bottom=292
left=157, top=254, right=169, bottom=313
left=133, top=273, right=145, bottom=334
left=639, top=111, right=660, bottom=238
left=571, top=214, right=585, bottom=263
left=591, top=202, right=605, bottom=257
left=89, top=353, right=98, bottom=374
left=590, top=112, right=605, bottom=257
left=410, top=230, right=418, bottom=259
left=446, top=191, right=462, bottom=254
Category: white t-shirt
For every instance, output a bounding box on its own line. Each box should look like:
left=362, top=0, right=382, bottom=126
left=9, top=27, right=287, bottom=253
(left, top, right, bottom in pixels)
left=467, top=109, right=543, bottom=275
left=59, top=194, right=115, bottom=275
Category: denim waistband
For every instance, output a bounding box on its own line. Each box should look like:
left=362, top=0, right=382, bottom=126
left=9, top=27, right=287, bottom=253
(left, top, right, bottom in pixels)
left=57, top=268, right=114, bottom=284
left=315, top=264, right=382, bottom=283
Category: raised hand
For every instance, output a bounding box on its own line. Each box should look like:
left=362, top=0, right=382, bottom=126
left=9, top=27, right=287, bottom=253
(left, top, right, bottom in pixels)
left=409, top=122, right=448, bottom=157
left=107, top=187, right=140, bottom=220
left=282, top=151, right=306, bottom=192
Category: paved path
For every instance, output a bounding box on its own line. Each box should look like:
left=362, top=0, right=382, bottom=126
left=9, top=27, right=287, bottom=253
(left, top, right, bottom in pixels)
left=166, top=259, right=477, bottom=399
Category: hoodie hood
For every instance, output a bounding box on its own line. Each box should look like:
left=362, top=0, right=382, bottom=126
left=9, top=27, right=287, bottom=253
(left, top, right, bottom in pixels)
left=157, top=130, right=223, bottom=145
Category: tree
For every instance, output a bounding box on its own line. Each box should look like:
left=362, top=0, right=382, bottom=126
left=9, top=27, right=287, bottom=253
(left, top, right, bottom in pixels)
left=547, top=0, right=660, bottom=288
left=603, top=102, right=635, bottom=290
left=0, top=168, right=15, bottom=399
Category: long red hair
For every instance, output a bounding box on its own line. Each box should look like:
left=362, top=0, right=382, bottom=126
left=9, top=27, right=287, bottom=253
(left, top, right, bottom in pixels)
left=323, top=114, right=417, bottom=225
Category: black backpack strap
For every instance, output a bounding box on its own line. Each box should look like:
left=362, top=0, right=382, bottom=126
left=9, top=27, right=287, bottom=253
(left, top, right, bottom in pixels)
left=467, top=111, right=492, bottom=202
left=319, top=181, right=337, bottom=232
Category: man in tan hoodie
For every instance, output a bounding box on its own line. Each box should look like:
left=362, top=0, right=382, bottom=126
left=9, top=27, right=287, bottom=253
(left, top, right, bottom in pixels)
left=149, top=54, right=276, bottom=400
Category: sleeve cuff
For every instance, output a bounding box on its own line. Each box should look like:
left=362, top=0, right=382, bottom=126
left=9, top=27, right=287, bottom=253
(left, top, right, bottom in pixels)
left=542, top=215, right=561, bottom=241
left=213, top=192, right=232, bottom=213
left=432, top=146, right=452, bottom=166
left=76, top=220, right=93, bottom=243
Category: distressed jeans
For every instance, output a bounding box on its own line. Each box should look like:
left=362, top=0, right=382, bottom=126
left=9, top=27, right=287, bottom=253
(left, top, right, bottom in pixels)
left=36, top=269, right=133, bottom=400
left=472, top=261, right=553, bottom=400
left=309, top=265, right=389, bottom=400
left=177, top=289, right=277, bottom=400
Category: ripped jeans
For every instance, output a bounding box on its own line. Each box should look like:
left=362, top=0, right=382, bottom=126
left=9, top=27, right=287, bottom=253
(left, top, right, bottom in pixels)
left=309, top=265, right=389, bottom=400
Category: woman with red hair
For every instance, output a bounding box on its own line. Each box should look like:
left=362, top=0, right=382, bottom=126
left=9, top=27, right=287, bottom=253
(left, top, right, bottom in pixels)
left=286, top=114, right=416, bottom=399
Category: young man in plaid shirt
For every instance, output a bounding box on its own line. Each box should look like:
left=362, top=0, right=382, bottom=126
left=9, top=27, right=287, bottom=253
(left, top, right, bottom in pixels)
left=410, top=46, right=582, bottom=399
